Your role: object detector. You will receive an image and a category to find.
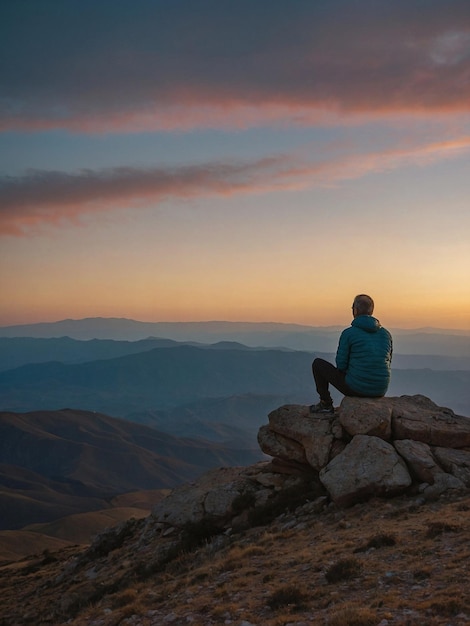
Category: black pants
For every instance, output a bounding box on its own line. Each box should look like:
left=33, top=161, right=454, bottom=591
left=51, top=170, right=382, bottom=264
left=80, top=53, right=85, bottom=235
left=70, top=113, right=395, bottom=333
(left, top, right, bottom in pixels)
left=312, top=357, right=364, bottom=404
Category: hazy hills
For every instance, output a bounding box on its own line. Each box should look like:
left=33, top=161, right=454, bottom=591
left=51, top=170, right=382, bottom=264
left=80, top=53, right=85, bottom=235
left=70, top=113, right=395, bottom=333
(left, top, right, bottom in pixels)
left=0, top=344, right=316, bottom=414
left=1, top=316, right=470, bottom=355
left=0, top=340, right=469, bottom=419
left=0, top=321, right=469, bottom=445
left=1, top=334, right=470, bottom=373
left=0, top=336, right=186, bottom=372
left=0, top=317, right=329, bottom=342
left=0, top=408, right=262, bottom=531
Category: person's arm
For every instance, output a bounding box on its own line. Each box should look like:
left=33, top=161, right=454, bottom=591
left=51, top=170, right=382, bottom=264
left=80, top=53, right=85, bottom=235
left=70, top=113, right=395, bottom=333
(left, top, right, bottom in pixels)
left=335, top=330, right=350, bottom=372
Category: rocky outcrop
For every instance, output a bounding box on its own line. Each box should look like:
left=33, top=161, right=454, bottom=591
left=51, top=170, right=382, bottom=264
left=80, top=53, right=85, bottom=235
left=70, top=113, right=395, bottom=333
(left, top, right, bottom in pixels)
left=391, top=395, right=470, bottom=447
left=258, top=395, right=470, bottom=506
left=151, top=462, right=324, bottom=533
left=148, top=395, right=470, bottom=540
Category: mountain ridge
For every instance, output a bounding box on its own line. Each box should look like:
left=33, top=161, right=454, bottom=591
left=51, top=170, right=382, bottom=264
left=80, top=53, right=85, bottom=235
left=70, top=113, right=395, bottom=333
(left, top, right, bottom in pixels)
left=0, top=408, right=262, bottom=531
left=1, top=343, right=469, bottom=418
left=0, top=336, right=269, bottom=372
left=1, top=317, right=469, bottom=354
left=2, top=315, right=470, bottom=333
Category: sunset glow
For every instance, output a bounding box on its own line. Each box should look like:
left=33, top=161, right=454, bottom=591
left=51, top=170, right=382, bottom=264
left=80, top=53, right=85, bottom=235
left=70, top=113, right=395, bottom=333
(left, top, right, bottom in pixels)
left=1, top=1, right=470, bottom=330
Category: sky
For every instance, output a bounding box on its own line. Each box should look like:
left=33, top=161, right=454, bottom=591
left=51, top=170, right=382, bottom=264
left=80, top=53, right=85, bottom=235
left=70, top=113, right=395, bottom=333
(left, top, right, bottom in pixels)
left=1, top=0, right=470, bottom=330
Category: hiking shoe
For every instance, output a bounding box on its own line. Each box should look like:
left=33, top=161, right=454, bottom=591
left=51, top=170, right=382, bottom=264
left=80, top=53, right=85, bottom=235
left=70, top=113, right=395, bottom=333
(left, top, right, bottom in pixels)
left=309, top=401, right=334, bottom=415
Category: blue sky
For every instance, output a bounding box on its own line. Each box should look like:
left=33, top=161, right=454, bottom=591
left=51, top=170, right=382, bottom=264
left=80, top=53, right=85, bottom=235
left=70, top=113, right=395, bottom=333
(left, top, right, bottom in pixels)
left=1, top=0, right=470, bottom=329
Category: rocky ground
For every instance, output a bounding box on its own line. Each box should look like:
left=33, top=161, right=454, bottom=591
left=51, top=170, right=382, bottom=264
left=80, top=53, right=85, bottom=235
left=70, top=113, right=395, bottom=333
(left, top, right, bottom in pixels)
left=1, top=487, right=470, bottom=626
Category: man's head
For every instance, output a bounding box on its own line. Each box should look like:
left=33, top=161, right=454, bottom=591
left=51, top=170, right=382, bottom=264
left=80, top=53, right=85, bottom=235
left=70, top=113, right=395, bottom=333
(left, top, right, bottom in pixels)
left=352, top=294, right=374, bottom=317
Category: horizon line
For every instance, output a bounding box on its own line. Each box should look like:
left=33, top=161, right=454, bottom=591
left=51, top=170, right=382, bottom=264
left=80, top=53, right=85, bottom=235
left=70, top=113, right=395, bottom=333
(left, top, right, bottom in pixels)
left=0, top=316, right=469, bottom=335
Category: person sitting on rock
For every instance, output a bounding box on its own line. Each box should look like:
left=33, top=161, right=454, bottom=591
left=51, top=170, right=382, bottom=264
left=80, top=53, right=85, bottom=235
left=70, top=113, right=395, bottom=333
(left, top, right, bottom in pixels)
left=310, top=294, right=393, bottom=414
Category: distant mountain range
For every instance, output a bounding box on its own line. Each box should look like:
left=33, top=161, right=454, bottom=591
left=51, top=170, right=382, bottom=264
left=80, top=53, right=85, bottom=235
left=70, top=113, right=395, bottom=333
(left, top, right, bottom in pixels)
left=0, top=335, right=469, bottom=420
left=1, top=335, right=469, bottom=373
left=1, top=317, right=470, bottom=355
left=0, top=335, right=263, bottom=372
left=0, top=344, right=315, bottom=412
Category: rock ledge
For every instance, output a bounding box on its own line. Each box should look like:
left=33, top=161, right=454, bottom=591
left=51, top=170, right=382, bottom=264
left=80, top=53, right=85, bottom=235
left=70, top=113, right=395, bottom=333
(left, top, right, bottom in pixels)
left=150, top=395, right=470, bottom=536
left=258, top=394, right=470, bottom=506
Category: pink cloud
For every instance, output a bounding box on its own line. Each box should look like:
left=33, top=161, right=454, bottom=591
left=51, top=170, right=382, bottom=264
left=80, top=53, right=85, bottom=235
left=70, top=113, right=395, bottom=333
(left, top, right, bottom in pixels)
left=1, top=2, right=470, bottom=133
left=0, top=158, right=285, bottom=235
left=2, top=135, right=470, bottom=236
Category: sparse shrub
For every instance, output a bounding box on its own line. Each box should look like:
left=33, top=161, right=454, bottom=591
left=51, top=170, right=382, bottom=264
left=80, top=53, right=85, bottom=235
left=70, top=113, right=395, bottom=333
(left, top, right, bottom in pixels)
left=114, top=601, right=145, bottom=622
left=110, top=588, right=138, bottom=608
left=20, top=561, right=42, bottom=575
left=134, top=519, right=223, bottom=583
left=87, top=518, right=140, bottom=559
left=248, top=478, right=324, bottom=527
left=209, top=602, right=232, bottom=619
left=327, top=605, right=377, bottom=626
left=425, top=521, right=461, bottom=538
left=41, top=549, right=58, bottom=565
left=354, top=532, right=396, bottom=552
left=325, top=557, right=362, bottom=583
left=232, top=490, right=257, bottom=513
left=267, top=584, right=309, bottom=610
left=221, top=543, right=272, bottom=573
left=189, top=570, right=210, bottom=584
left=240, top=545, right=265, bottom=558
left=429, top=597, right=465, bottom=616
left=416, top=593, right=468, bottom=618
left=179, top=517, right=221, bottom=551
left=270, top=611, right=309, bottom=625
left=134, top=557, right=164, bottom=581
left=247, top=501, right=278, bottom=527
left=413, top=568, right=432, bottom=581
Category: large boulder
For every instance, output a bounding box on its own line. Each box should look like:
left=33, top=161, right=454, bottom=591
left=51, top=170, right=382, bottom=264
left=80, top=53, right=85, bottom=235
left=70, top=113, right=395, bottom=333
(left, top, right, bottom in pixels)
left=319, top=435, right=412, bottom=506
left=433, top=447, right=470, bottom=487
left=391, top=395, right=470, bottom=448
left=257, top=424, right=307, bottom=465
left=257, top=395, right=470, bottom=507
left=152, top=466, right=243, bottom=526
left=340, top=396, right=393, bottom=440
left=420, top=473, right=465, bottom=500
left=393, top=439, right=442, bottom=484
left=265, top=404, right=342, bottom=470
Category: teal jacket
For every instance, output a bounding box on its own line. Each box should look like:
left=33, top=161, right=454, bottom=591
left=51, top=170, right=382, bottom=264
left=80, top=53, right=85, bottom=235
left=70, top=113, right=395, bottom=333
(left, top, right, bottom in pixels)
left=336, top=315, right=393, bottom=397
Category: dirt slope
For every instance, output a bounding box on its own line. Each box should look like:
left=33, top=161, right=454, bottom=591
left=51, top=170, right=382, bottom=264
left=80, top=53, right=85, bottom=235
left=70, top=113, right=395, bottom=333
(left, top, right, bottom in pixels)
left=1, top=489, right=469, bottom=625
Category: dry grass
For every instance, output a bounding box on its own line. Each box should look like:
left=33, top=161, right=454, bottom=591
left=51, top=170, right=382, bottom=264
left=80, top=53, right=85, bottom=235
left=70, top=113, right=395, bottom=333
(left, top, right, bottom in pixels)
left=327, top=604, right=377, bottom=626
left=324, top=557, right=363, bottom=583
left=1, top=490, right=470, bottom=625
left=266, top=584, right=309, bottom=610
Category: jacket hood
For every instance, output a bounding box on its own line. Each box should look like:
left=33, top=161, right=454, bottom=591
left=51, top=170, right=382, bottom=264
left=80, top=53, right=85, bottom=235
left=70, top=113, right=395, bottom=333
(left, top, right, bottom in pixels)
left=351, top=315, right=382, bottom=333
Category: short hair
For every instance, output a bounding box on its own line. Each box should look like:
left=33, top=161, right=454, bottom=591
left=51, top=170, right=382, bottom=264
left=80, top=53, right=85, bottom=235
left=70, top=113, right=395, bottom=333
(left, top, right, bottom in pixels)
left=353, top=294, right=374, bottom=315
